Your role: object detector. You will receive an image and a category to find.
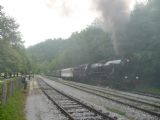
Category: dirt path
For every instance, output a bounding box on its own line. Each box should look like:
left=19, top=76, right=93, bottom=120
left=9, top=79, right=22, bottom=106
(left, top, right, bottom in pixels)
left=25, top=78, right=67, bottom=120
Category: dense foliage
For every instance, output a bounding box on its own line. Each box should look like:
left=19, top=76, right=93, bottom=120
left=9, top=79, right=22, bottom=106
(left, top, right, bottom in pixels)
left=121, top=0, right=160, bottom=87
left=27, top=27, right=115, bottom=72
left=27, top=0, right=160, bottom=88
left=0, top=5, right=30, bottom=75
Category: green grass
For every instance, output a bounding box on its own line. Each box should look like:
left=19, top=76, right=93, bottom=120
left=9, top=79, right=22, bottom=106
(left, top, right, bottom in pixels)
left=0, top=90, right=27, bottom=120
left=106, top=107, right=126, bottom=116
left=139, top=87, right=160, bottom=95
left=135, top=86, right=160, bottom=96
left=0, top=82, right=2, bottom=104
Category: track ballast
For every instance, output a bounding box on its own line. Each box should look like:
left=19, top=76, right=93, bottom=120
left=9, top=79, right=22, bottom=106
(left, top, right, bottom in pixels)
left=37, top=78, right=117, bottom=120
left=46, top=76, right=160, bottom=118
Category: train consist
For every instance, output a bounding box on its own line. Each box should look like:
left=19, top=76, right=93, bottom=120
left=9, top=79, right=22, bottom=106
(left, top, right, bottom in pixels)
left=47, top=59, right=139, bottom=89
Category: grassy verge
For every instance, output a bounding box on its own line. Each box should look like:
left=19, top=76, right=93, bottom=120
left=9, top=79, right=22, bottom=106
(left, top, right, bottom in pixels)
left=0, top=82, right=2, bottom=104
left=142, top=88, right=160, bottom=95
left=136, top=87, right=160, bottom=96
left=0, top=90, right=27, bottom=120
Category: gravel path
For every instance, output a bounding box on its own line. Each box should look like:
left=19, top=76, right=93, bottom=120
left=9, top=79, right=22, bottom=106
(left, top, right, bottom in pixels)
left=39, top=76, right=159, bottom=120
left=25, top=78, right=67, bottom=120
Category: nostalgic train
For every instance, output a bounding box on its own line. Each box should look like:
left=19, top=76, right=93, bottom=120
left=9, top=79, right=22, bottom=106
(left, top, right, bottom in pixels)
left=47, top=59, right=139, bottom=89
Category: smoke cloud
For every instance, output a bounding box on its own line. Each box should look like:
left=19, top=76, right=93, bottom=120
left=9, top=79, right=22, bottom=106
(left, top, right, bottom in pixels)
left=93, top=0, right=135, bottom=55
left=46, top=0, right=73, bottom=16
left=46, top=0, right=135, bottom=54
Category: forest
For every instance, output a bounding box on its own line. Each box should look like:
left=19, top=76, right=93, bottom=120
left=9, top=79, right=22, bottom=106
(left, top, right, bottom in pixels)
left=27, top=0, right=160, bottom=90
left=0, top=5, right=31, bottom=76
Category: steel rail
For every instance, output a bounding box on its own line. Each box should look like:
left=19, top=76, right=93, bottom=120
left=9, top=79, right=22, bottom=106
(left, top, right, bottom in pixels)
left=58, top=79, right=160, bottom=109
left=41, top=88, right=74, bottom=120
left=50, top=78, right=160, bottom=118
left=38, top=78, right=116, bottom=120
left=131, top=91, right=160, bottom=99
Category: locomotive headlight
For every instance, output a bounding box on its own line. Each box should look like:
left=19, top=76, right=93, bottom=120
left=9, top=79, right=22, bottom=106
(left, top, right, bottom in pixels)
left=124, top=76, right=128, bottom=79
left=126, top=59, right=130, bottom=62
left=136, top=76, right=139, bottom=79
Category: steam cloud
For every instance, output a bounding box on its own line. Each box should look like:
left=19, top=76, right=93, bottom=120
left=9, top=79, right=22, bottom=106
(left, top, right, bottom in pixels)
left=46, top=0, right=72, bottom=16
left=93, top=0, right=134, bottom=55
left=46, top=0, right=135, bottom=54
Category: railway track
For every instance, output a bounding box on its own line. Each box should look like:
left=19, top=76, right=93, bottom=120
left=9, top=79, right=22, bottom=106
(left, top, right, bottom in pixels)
left=59, top=79, right=160, bottom=104
left=37, top=78, right=117, bottom=120
left=131, top=91, right=160, bottom=99
left=47, top=77, right=160, bottom=118
left=58, top=79, right=160, bottom=107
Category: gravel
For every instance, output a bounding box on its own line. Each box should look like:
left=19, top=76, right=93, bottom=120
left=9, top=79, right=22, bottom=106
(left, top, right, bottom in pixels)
left=25, top=79, right=68, bottom=120
left=39, top=76, right=160, bottom=120
left=62, top=78, right=160, bottom=105
left=55, top=79, right=160, bottom=113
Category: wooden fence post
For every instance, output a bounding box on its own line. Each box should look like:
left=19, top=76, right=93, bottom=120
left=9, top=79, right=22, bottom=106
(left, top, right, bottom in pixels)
left=0, top=77, right=23, bottom=105
left=2, top=82, right=7, bottom=104
left=9, top=80, right=13, bottom=97
left=0, top=82, right=2, bottom=104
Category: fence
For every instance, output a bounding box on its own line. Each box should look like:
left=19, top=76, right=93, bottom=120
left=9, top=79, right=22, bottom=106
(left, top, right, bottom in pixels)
left=0, top=77, right=24, bottom=105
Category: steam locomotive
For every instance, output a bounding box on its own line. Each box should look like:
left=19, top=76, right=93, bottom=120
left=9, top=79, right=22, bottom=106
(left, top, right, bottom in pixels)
left=47, top=59, right=139, bottom=89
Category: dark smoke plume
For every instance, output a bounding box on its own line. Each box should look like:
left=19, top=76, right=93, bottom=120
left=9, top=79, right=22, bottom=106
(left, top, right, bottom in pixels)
left=93, top=0, right=134, bottom=55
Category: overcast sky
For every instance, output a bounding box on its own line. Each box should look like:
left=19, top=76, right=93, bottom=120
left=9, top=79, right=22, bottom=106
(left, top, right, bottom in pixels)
left=0, top=0, right=147, bottom=47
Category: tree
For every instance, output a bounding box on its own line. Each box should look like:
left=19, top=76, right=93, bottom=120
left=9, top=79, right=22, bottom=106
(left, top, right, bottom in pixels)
left=0, top=5, right=30, bottom=75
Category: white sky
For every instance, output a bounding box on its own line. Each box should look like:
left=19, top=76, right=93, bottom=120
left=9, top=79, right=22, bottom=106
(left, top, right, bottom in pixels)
left=0, top=0, right=147, bottom=47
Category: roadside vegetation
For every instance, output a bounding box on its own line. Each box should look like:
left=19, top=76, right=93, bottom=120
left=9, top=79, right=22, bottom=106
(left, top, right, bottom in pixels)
left=0, top=5, right=31, bottom=75
left=0, top=5, right=29, bottom=120
left=0, top=91, right=27, bottom=120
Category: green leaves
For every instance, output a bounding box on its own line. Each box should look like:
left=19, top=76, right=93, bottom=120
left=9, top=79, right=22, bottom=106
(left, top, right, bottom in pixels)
left=0, top=5, right=30, bottom=74
left=27, top=26, right=114, bottom=73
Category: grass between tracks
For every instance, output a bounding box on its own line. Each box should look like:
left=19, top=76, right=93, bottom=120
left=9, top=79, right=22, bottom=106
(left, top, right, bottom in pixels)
left=140, top=87, right=160, bottom=95
left=105, top=107, right=126, bottom=116
left=0, top=90, right=27, bottom=120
